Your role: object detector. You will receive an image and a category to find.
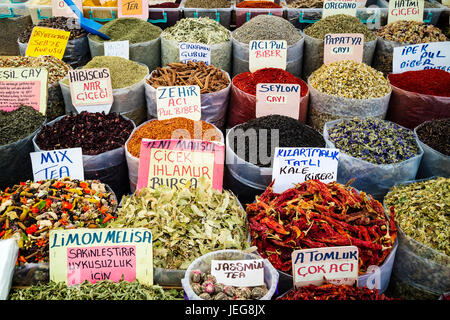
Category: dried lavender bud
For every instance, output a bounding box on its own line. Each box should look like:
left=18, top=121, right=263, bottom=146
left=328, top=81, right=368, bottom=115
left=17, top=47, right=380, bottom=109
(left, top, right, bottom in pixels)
left=214, top=283, right=225, bottom=294
left=191, top=283, right=203, bottom=296
left=191, top=270, right=202, bottom=283
left=214, top=292, right=229, bottom=300
left=251, top=286, right=268, bottom=299
left=223, top=285, right=236, bottom=297
left=199, top=293, right=212, bottom=300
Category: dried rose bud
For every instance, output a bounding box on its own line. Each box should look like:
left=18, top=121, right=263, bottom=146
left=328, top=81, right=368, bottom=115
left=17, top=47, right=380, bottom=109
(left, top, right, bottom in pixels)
left=205, top=274, right=217, bottom=284
left=213, top=292, right=229, bottom=300
left=251, top=287, right=268, bottom=299
left=191, top=270, right=202, bottom=283
left=202, top=281, right=215, bottom=294
left=199, top=293, right=211, bottom=300
left=191, top=283, right=202, bottom=296
left=223, top=285, right=236, bottom=297
left=214, top=283, right=225, bottom=294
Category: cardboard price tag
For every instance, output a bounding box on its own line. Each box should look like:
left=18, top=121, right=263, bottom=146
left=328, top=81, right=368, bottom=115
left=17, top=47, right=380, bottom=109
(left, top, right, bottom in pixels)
left=323, top=33, right=364, bottom=64
left=179, top=42, right=211, bottom=65
left=52, top=0, right=82, bottom=18
left=249, top=40, right=287, bottom=72
left=0, top=67, right=48, bottom=115
left=104, top=40, right=130, bottom=60
left=25, top=26, right=70, bottom=60
left=292, top=246, right=359, bottom=288
left=137, top=139, right=225, bottom=192
left=388, top=0, right=424, bottom=24
left=392, top=42, right=450, bottom=73
left=49, top=228, right=153, bottom=286
left=118, top=0, right=149, bottom=20
left=211, top=259, right=265, bottom=287
left=322, top=0, right=358, bottom=18
left=156, top=85, right=201, bottom=121
left=255, top=83, right=301, bottom=120
left=68, top=68, right=114, bottom=114
left=272, top=147, right=339, bottom=193
left=30, top=147, right=84, bottom=181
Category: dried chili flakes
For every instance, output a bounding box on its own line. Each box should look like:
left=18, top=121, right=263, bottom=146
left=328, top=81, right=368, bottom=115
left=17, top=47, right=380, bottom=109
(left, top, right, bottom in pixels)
left=246, top=180, right=397, bottom=274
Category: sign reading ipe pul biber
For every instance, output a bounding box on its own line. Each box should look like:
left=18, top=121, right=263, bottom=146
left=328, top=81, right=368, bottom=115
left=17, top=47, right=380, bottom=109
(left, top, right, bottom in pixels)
left=49, top=228, right=153, bottom=286
left=249, top=40, right=287, bottom=72
left=322, top=0, right=358, bottom=18
left=25, top=27, right=70, bottom=60
left=118, top=0, right=149, bottom=20
left=392, top=42, right=450, bottom=73
left=323, top=33, right=364, bottom=64
left=211, top=259, right=265, bottom=287
left=292, top=246, right=359, bottom=288
left=255, top=83, right=301, bottom=120
left=156, top=85, right=201, bottom=121
left=137, top=139, right=225, bottom=192
left=388, top=0, right=424, bottom=24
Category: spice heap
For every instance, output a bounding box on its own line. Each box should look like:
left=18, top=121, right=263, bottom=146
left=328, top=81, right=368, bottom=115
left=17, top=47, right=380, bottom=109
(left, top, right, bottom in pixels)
left=375, top=21, right=447, bottom=43
left=0, top=55, right=71, bottom=85
left=388, top=69, right=450, bottom=97
left=232, top=115, right=325, bottom=167
left=328, top=118, right=420, bottom=165
left=246, top=179, right=397, bottom=273
left=384, top=177, right=449, bottom=256
left=35, top=112, right=134, bottom=156
left=127, top=118, right=221, bottom=158
left=90, top=18, right=162, bottom=44
left=18, top=17, right=86, bottom=43
left=236, top=1, right=282, bottom=8
left=163, top=17, right=230, bottom=45
left=279, top=284, right=395, bottom=300
left=149, top=2, right=180, bottom=8
left=0, top=105, right=45, bottom=146
left=108, top=178, right=249, bottom=269
left=416, top=119, right=450, bottom=156
left=147, top=61, right=229, bottom=94
left=0, top=178, right=118, bottom=265
left=304, top=14, right=376, bottom=41
left=189, top=270, right=268, bottom=300
left=309, top=60, right=390, bottom=99
left=9, top=280, right=183, bottom=300
left=184, top=0, right=230, bottom=8
left=285, top=0, right=323, bottom=8
left=233, top=15, right=303, bottom=45
left=233, top=68, right=308, bottom=96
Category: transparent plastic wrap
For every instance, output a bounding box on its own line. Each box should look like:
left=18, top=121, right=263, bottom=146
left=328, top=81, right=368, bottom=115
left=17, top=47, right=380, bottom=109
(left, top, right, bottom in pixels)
left=414, top=125, right=450, bottom=179
left=231, top=34, right=305, bottom=78
left=125, top=119, right=224, bottom=193
left=12, top=262, right=49, bottom=287
left=181, top=249, right=279, bottom=300
left=323, top=119, right=423, bottom=200
left=88, top=35, right=161, bottom=72
left=0, top=239, right=19, bottom=300
left=227, top=81, right=310, bottom=129
left=307, top=82, right=391, bottom=132
left=161, top=35, right=232, bottom=74
left=372, top=37, right=405, bottom=76
left=32, top=115, right=135, bottom=201
left=144, top=71, right=231, bottom=130
left=385, top=82, right=450, bottom=130
left=301, top=32, right=377, bottom=80
left=0, top=118, right=45, bottom=190
left=18, top=36, right=91, bottom=69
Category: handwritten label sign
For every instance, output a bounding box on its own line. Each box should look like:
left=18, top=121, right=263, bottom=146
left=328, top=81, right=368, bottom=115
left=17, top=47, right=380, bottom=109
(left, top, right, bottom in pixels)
left=211, top=259, right=265, bottom=287
left=392, top=41, right=450, bottom=73
left=118, top=0, right=149, bottom=20
left=25, top=27, right=70, bottom=60
left=323, top=0, right=358, bottom=18
left=52, top=0, right=82, bottom=18
left=30, top=148, right=84, bottom=181
left=0, top=67, right=48, bottom=114
left=104, top=40, right=130, bottom=60
left=49, top=228, right=153, bottom=286
left=292, top=246, right=359, bottom=288
left=156, top=85, right=201, bottom=121
left=249, top=40, right=287, bottom=72
left=179, top=42, right=211, bottom=65
left=68, top=68, right=114, bottom=114
left=388, top=0, right=424, bottom=24
left=137, top=139, right=225, bottom=192
left=323, top=33, right=364, bottom=64
left=255, top=83, right=301, bottom=120
left=272, top=147, right=339, bottom=193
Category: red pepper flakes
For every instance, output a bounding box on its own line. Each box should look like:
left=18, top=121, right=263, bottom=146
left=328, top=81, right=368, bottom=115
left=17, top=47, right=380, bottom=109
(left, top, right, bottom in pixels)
left=26, top=224, right=38, bottom=234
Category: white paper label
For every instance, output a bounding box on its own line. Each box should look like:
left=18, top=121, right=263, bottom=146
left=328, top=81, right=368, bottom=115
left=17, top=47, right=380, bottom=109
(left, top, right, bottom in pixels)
left=179, top=42, right=211, bottom=65
left=104, top=41, right=130, bottom=60
left=255, top=83, right=301, bottom=119
left=392, top=41, right=450, bottom=73
left=30, top=148, right=84, bottom=181
left=388, top=0, right=424, bottom=24
left=211, top=259, right=265, bottom=287
left=156, top=85, right=201, bottom=121
left=323, top=0, right=358, bottom=18
left=272, top=147, right=339, bottom=193
left=249, top=40, right=287, bottom=72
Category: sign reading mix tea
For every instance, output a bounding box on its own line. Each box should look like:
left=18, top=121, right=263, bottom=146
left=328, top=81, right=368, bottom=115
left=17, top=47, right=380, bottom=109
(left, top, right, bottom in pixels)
left=388, top=0, right=424, bottom=24
left=322, top=0, right=358, bottom=18
left=118, top=0, right=149, bottom=20
left=292, top=246, right=359, bottom=288
left=30, top=147, right=84, bottom=181
left=0, top=67, right=48, bottom=114
left=156, top=85, right=201, bottom=121
left=25, top=27, right=70, bottom=60
left=255, top=83, right=301, bottom=119
left=392, top=42, right=450, bottom=73
left=49, top=228, right=153, bottom=286
left=137, top=139, right=225, bottom=191
left=211, top=259, right=265, bottom=287
left=179, top=42, right=211, bottom=65
left=249, top=40, right=287, bottom=72
left=323, top=33, right=364, bottom=64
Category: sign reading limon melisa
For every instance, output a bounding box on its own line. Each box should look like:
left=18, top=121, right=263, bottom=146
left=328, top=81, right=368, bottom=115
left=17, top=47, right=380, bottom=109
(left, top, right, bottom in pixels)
left=392, top=41, right=450, bottom=73
left=249, top=40, right=287, bottom=72
left=388, top=0, right=424, bottom=24
left=255, top=83, right=301, bottom=120
left=323, top=33, right=364, bottom=64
